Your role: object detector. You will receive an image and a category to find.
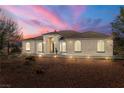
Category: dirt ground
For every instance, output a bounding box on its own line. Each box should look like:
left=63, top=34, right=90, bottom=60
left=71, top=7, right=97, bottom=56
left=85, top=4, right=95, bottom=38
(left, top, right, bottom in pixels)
left=0, top=57, right=124, bottom=88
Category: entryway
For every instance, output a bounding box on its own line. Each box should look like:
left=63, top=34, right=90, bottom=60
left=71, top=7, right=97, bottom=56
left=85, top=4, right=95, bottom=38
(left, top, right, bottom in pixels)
left=48, top=37, right=55, bottom=53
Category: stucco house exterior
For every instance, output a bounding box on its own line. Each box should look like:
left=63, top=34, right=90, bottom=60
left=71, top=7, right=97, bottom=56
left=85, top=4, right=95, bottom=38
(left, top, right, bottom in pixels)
left=22, top=30, right=113, bottom=58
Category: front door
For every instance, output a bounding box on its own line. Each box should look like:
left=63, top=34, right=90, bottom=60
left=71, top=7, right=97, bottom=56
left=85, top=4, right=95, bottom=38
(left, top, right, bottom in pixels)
left=50, top=41, right=54, bottom=53
left=48, top=37, right=54, bottom=53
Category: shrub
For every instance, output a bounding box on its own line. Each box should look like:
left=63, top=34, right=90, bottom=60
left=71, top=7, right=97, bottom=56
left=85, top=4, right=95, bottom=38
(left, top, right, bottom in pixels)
left=25, top=56, right=35, bottom=61
left=24, top=56, right=36, bottom=65
left=0, top=51, right=8, bottom=60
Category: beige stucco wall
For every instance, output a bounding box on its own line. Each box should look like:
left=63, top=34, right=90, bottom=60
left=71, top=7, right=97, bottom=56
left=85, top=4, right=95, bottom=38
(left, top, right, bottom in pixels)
left=22, top=36, right=113, bottom=57
left=64, top=38, right=113, bottom=57
left=22, top=40, right=36, bottom=55
left=35, top=40, right=43, bottom=54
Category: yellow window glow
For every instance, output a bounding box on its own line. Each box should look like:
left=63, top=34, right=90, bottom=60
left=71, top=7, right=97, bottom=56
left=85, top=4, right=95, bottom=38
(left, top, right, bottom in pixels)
left=74, top=40, right=81, bottom=51
left=26, top=42, right=30, bottom=51
left=97, top=40, right=105, bottom=52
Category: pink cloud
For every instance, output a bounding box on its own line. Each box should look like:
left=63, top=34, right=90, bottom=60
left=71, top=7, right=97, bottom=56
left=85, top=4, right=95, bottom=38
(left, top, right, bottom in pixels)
left=70, top=6, right=86, bottom=20
left=0, top=5, right=87, bottom=39
left=24, top=27, right=55, bottom=39
left=1, top=5, right=69, bottom=29
left=30, top=5, right=68, bottom=28
left=1, top=6, right=36, bottom=19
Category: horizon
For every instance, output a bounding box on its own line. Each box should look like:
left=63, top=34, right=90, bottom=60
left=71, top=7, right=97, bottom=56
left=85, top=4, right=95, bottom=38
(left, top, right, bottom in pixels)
left=1, top=5, right=123, bottom=39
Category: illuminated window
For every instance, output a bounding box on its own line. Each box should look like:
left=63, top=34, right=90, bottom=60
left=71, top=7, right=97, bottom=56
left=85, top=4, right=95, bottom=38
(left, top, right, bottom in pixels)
left=74, top=40, right=81, bottom=52
left=37, top=42, right=43, bottom=52
left=60, top=41, right=66, bottom=52
left=26, top=42, right=30, bottom=51
left=97, top=40, right=105, bottom=52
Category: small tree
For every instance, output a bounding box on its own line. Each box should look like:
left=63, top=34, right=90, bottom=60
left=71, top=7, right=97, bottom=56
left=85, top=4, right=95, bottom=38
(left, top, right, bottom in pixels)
left=111, top=7, right=124, bottom=55
left=0, top=8, right=22, bottom=55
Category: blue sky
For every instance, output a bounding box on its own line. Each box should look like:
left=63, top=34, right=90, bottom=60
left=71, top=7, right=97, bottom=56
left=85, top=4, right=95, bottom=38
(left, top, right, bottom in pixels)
left=1, top=5, right=123, bottom=38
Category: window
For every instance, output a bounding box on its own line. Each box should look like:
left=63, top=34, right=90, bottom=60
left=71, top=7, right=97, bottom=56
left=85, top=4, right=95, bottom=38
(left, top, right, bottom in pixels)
left=26, top=42, right=30, bottom=51
left=97, top=40, right=105, bottom=52
left=60, top=41, right=66, bottom=52
left=37, top=42, right=43, bottom=52
left=74, top=40, right=81, bottom=52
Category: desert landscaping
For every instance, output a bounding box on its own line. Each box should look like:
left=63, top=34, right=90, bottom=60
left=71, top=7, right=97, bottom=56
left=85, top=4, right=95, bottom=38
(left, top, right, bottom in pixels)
left=0, top=5, right=124, bottom=88
left=0, top=55, right=124, bottom=88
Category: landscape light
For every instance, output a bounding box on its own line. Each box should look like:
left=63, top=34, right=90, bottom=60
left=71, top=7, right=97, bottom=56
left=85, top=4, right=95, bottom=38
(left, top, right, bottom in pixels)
left=54, top=55, right=57, bottom=58
left=105, top=57, right=110, bottom=60
left=69, top=56, right=73, bottom=58
left=38, top=54, right=42, bottom=57
left=86, top=56, right=90, bottom=59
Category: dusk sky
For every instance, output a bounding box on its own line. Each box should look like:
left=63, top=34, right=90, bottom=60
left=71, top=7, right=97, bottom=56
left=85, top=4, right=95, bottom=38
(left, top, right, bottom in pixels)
left=1, top=5, right=123, bottom=38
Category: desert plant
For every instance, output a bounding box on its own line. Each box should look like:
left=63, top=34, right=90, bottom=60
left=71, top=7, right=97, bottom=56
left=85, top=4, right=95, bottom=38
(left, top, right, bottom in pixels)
left=24, top=56, right=36, bottom=65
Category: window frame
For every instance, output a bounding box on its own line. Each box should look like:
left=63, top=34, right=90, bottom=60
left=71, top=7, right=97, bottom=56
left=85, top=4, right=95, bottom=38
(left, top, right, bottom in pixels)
left=97, top=40, right=105, bottom=53
left=25, top=42, right=31, bottom=51
left=74, top=40, right=82, bottom=52
left=37, top=42, right=43, bottom=53
left=60, top=41, right=67, bottom=53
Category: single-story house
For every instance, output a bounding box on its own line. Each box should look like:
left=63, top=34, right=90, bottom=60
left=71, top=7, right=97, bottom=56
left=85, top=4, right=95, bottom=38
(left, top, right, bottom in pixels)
left=22, top=30, right=113, bottom=58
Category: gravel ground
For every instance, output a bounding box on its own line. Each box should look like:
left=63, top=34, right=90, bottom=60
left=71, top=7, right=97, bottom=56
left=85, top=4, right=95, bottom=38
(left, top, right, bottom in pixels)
left=0, top=57, right=124, bottom=88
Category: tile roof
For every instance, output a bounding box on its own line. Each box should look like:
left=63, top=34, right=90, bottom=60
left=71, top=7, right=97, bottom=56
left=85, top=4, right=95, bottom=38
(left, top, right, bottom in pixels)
left=24, top=30, right=111, bottom=40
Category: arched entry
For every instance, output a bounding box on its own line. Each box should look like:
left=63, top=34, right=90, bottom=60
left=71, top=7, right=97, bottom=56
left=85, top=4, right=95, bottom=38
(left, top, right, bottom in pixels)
left=48, top=37, right=55, bottom=53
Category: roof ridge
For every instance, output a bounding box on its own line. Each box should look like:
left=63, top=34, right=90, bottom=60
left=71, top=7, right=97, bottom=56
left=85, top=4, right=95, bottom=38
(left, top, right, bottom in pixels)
left=23, top=30, right=111, bottom=40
